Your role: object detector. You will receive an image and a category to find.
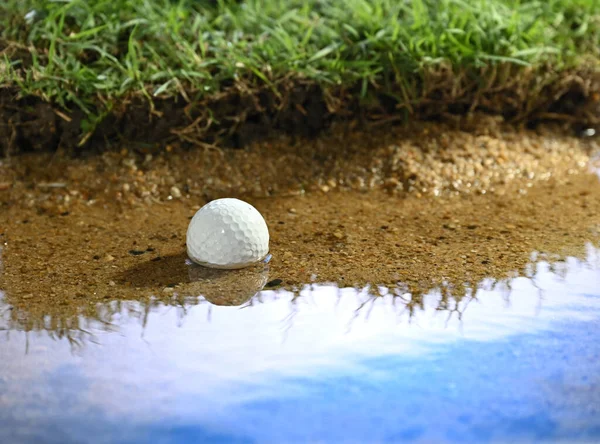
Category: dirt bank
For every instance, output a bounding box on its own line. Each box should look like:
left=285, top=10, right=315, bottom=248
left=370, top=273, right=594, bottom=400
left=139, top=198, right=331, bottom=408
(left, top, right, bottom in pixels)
left=0, top=65, right=599, bottom=155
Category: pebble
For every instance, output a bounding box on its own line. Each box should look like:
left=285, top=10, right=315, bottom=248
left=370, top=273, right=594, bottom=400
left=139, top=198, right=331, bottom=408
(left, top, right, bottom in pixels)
left=383, top=177, right=400, bottom=190
left=37, top=182, right=66, bottom=189
left=265, top=279, right=283, bottom=288
left=170, top=186, right=182, bottom=198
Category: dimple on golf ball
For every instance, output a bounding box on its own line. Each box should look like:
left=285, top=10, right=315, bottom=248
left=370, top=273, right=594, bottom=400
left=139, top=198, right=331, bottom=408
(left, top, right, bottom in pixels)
left=186, top=198, right=269, bottom=269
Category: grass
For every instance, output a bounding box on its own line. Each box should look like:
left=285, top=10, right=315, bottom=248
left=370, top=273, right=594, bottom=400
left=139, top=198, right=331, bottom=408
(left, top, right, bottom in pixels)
left=0, top=0, right=599, bottom=147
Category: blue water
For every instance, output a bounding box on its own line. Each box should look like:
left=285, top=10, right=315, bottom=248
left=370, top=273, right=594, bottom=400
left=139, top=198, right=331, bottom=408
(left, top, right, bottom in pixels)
left=1, top=249, right=600, bottom=443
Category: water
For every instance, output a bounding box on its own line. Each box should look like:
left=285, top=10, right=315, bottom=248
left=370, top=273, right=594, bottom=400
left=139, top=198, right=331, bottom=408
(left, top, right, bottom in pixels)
left=1, top=246, right=600, bottom=443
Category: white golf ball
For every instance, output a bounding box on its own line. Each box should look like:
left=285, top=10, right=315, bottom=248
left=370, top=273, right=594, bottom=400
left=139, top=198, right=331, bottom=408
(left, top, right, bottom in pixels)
left=186, top=198, right=269, bottom=269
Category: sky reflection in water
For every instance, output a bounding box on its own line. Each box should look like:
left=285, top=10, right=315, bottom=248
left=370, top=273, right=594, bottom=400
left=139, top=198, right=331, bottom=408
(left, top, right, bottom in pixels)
left=1, top=246, right=600, bottom=443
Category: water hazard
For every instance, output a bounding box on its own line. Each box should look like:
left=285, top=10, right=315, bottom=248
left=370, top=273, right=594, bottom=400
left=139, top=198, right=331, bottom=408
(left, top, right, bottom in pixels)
left=1, top=244, right=600, bottom=443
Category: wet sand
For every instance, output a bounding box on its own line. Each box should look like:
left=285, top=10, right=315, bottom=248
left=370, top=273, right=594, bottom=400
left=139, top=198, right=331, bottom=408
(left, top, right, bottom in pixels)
left=1, top=171, right=600, bottom=324
left=0, top=118, right=599, bottom=327
left=0, top=115, right=595, bottom=203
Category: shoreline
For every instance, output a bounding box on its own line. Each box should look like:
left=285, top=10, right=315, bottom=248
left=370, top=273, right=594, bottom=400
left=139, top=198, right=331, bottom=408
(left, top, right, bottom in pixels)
left=1, top=115, right=599, bottom=325
left=1, top=158, right=599, bottom=325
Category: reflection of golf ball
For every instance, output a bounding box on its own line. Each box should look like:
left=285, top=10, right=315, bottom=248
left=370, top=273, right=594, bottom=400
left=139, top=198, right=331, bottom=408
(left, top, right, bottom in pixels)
left=186, top=261, right=270, bottom=306
left=186, top=198, right=269, bottom=269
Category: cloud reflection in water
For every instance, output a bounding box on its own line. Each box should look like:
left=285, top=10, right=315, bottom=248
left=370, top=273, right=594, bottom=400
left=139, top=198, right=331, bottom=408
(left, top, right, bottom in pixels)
left=0, top=246, right=600, bottom=443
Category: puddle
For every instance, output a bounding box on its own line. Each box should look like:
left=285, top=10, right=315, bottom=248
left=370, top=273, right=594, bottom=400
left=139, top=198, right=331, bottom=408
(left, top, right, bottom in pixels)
left=1, top=245, right=600, bottom=443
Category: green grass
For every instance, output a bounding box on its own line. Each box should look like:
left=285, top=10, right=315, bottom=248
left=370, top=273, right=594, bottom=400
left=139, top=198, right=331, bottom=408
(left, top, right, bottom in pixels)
left=1, top=0, right=599, bottom=140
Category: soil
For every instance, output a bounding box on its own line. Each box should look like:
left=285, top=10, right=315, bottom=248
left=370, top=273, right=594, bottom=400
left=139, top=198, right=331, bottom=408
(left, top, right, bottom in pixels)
left=0, top=114, right=596, bottom=200
left=1, top=64, right=599, bottom=155
left=1, top=119, right=600, bottom=330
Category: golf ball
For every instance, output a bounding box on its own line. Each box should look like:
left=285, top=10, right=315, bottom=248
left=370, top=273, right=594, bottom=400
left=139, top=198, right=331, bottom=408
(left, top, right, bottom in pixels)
left=186, top=198, right=269, bottom=269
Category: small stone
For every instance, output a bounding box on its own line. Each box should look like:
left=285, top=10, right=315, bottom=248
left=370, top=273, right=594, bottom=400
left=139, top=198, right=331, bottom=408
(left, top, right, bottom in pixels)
left=383, top=178, right=400, bottom=190
left=265, top=279, right=283, bottom=288
left=333, top=231, right=344, bottom=239
left=170, top=186, right=182, bottom=198
left=104, top=254, right=115, bottom=262
left=162, top=287, right=174, bottom=294
left=109, top=281, right=116, bottom=287
left=288, top=208, right=297, bottom=214
left=40, top=200, right=54, bottom=211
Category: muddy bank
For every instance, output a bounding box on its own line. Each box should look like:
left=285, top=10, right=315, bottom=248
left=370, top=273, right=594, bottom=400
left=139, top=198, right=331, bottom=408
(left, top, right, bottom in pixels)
left=1, top=64, right=599, bottom=155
